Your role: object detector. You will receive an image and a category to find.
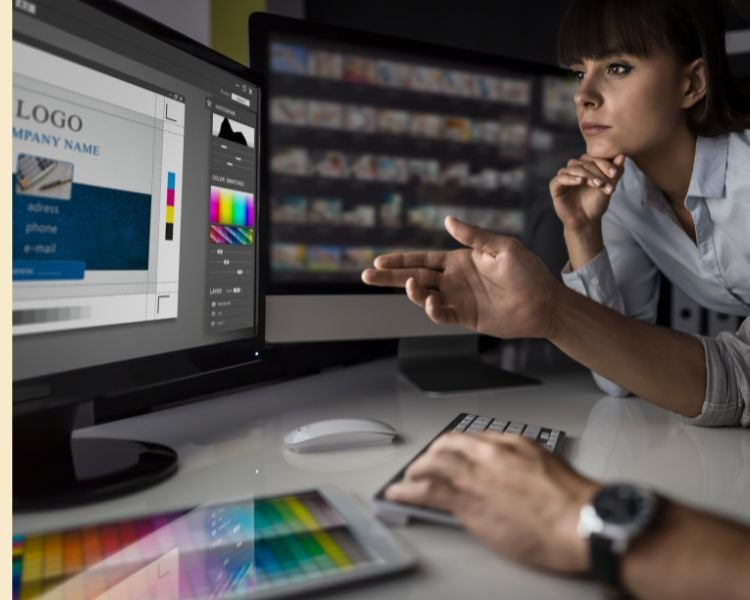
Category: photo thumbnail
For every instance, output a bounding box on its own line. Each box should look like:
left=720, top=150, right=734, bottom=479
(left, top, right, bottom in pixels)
left=543, top=77, right=578, bottom=126
left=439, top=162, right=470, bottom=186
left=312, top=151, right=349, bottom=178
left=270, top=97, right=307, bottom=126
left=309, top=197, right=342, bottom=224
left=375, top=60, right=413, bottom=89
left=472, top=120, right=500, bottom=145
left=308, top=100, right=344, bottom=129
left=342, top=246, right=376, bottom=271
left=442, top=116, right=473, bottom=143
left=498, top=118, right=530, bottom=159
left=272, top=243, right=307, bottom=271
left=341, top=204, right=376, bottom=227
left=377, top=109, right=410, bottom=136
left=271, top=148, right=310, bottom=176
left=410, top=113, right=443, bottom=139
left=408, top=159, right=441, bottom=185
left=344, top=105, right=377, bottom=133
left=380, top=193, right=403, bottom=228
left=15, top=154, right=74, bottom=200
left=307, top=245, right=342, bottom=271
left=342, top=56, right=377, bottom=84
left=272, top=196, right=308, bottom=224
left=351, top=154, right=378, bottom=181
left=412, top=66, right=444, bottom=93
left=270, top=42, right=308, bottom=75
left=309, top=50, right=343, bottom=79
left=376, top=156, right=409, bottom=183
left=442, top=70, right=477, bottom=97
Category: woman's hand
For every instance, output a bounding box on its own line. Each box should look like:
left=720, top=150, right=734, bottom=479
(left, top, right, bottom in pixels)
left=550, top=153, right=626, bottom=268
left=361, top=216, right=562, bottom=340
left=385, top=432, right=601, bottom=573
left=550, top=153, right=626, bottom=231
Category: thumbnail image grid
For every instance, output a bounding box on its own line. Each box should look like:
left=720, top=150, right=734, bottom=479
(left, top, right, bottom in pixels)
left=271, top=148, right=528, bottom=193
left=270, top=97, right=530, bottom=155
left=272, top=194, right=523, bottom=235
left=271, top=42, right=532, bottom=106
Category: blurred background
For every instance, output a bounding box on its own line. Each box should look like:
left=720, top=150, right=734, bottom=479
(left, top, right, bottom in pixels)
left=103, top=0, right=750, bottom=392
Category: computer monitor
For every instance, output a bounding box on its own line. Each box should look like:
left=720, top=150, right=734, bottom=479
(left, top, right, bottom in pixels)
left=249, top=14, right=585, bottom=392
left=12, top=0, right=264, bottom=509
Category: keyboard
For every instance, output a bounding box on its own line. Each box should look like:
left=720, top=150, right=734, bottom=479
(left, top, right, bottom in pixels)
left=373, top=413, right=566, bottom=527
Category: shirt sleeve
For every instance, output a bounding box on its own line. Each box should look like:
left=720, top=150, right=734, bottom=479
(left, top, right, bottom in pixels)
left=685, top=316, right=750, bottom=427
left=561, top=209, right=661, bottom=396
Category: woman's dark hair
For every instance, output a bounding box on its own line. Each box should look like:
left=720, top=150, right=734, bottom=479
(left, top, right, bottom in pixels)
left=557, top=0, right=750, bottom=136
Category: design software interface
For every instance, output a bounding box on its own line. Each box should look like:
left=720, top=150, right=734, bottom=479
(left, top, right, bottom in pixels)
left=12, top=1, right=261, bottom=380
left=266, top=36, right=583, bottom=288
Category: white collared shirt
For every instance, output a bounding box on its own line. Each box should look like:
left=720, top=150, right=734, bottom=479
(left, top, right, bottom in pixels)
left=562, top=131, right=750, bottom=426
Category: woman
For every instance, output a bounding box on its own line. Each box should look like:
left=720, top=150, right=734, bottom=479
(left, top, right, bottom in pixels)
left=363, top=0, right=750, bottom=426
left=551, top=0, right=750, bottom=403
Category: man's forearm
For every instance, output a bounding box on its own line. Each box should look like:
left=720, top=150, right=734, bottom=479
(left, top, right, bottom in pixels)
left=547, top=284, right=706, bottom=416
left=622, top=501, right=750, bottom=600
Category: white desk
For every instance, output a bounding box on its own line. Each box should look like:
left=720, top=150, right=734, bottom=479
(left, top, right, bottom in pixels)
left=15, top=358, right=750, bottom=599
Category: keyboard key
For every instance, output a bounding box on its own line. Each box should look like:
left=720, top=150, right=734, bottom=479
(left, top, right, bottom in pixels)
left=522, top=425, right=541, bottom=441
left=453, top=416, right=475, bottom=432
left=487, top=420, right=508, bottom=433
left=545, top=431, right=561, bottom=452
left=505, top=422, right=526, bottom=435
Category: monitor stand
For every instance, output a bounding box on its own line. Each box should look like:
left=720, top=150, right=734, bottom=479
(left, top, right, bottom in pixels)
left=397, top=334, right=540, bottom=394
left=13, top=400, right=177, bottom=511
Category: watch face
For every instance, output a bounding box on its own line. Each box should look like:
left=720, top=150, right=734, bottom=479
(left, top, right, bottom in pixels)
left=594, top=484, right=650, bottom=524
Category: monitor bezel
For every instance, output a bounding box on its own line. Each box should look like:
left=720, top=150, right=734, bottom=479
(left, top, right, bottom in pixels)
left=13, top=0, right=268, bottom=411
left=248, top=11, right=571, bottom=296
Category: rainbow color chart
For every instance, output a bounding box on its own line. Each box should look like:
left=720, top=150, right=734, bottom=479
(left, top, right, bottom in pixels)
left=209, top=185, right=254, bottom=246
left=13, top=491, right=377, bottom=599
left=210, top=186, right=254, bottom=228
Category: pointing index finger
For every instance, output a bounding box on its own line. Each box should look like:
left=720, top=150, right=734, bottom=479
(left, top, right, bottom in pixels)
left=374, top=251, right=446, bottom=271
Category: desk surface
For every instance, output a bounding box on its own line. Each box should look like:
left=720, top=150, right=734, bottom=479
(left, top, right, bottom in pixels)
left=15, top=358, right=750, bottom=599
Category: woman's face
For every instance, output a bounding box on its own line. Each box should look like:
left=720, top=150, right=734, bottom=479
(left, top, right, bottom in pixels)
left=571, top=49, right=688, bottom=159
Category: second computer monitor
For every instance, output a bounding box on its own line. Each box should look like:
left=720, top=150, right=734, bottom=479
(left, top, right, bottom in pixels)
left=250, top=13, right=584, bottom=344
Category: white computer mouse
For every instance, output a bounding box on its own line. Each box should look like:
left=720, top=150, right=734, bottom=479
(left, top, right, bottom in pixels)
left=283, top=418, right=397, bottom=453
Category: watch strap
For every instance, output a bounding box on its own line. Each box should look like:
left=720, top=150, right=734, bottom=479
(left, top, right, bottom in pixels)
left=590, top=532, right=624, bottom=593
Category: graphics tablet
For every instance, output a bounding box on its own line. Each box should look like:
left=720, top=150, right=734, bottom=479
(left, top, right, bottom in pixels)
left=13, top=486, right=414, bottom=599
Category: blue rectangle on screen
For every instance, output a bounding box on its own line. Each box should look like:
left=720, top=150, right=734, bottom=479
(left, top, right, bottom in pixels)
left=13, top=260, right=85, bottom=280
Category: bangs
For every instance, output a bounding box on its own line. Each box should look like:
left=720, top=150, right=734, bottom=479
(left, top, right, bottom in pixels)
left=557, top=0, right=672, bottom=66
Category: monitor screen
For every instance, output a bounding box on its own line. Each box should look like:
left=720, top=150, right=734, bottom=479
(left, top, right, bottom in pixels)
left=250, top=14, right=585, bottom=343
left=13, top=0, right=263, bottom=383
left=12, top=0, right=266, bottom=510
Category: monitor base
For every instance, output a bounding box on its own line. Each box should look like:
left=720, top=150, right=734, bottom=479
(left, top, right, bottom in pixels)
left=398, top=335, right=540, bottom=394
left=13, top=403, right=178, bottom=512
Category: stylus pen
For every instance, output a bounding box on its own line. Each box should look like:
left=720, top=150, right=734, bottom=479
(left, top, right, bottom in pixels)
left=40, top=178, right=73, bottom=191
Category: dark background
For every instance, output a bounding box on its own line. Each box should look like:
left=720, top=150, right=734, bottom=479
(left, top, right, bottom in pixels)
left=99, top=0, right=750, bottom=420
left=303, top=0, right=750, bottom=78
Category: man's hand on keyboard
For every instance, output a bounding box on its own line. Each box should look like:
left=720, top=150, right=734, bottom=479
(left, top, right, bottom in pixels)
left=384, top=431, right=600, bottom=573
left=361, top=215, right=561, bottom=339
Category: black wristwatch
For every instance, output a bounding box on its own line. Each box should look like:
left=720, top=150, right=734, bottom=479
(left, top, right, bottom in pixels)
left=577, top=484, right=660, bottom=595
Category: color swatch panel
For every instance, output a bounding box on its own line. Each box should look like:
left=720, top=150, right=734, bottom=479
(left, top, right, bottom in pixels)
left=12, top=491, right=377, bottom=599
left=210, top=186, right=254, bottom=228
left=166, top=171, right=176, bottom=240
left=209, top=224, right=254, bottom=246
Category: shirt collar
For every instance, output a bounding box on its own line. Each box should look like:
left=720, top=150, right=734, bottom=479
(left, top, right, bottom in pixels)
left=686, top=134, right=729, bottom=199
